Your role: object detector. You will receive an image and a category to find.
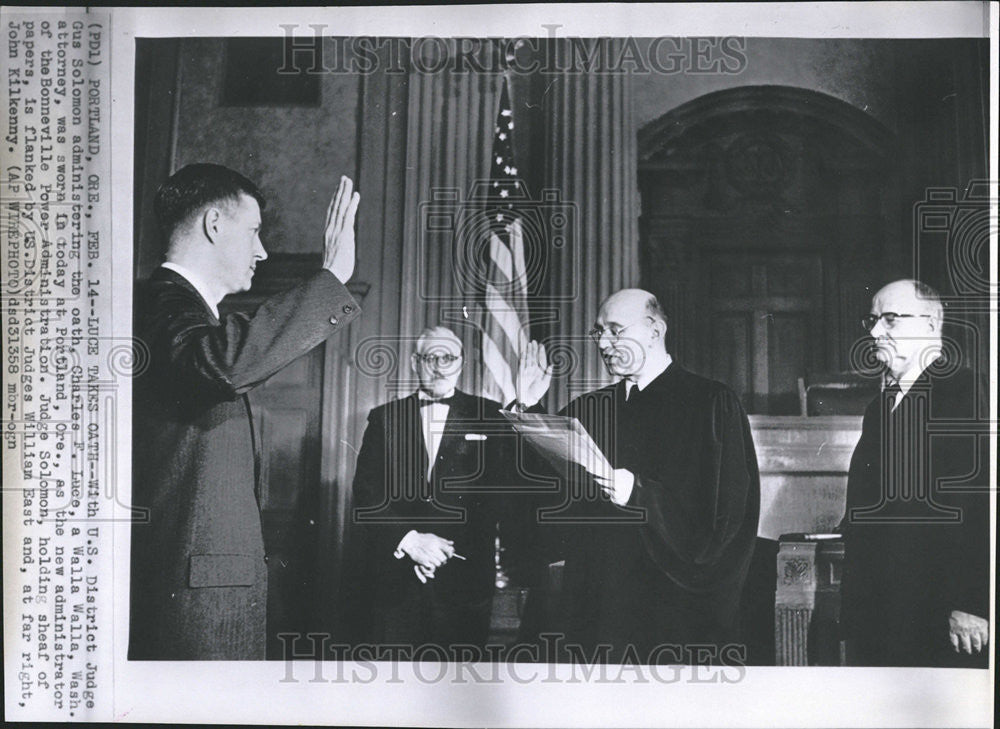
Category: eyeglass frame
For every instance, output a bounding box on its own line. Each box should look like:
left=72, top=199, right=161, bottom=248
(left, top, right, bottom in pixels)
left=412, top=352, right=463, bottom=367
left=860, top=312, right=933, bottom=332
left=588, top=316, right=654, bottom=344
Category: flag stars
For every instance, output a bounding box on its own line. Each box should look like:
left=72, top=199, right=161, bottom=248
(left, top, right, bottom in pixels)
left=498, top=132, right=507, bottom=141
left=499, top=189, right=509, bottom=198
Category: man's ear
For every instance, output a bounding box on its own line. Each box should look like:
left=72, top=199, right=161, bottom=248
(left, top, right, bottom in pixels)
left=410, top=353, right=420, bottom=376
left=202, top=206, right=223, bottom=244
left=651, top=318, right=666, bottom=343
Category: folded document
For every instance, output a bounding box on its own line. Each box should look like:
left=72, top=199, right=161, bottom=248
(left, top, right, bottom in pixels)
left=500, top=410, right=612, bottom=480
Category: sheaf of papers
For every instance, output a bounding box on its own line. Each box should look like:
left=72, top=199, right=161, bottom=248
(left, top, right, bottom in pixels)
left=500, top=410, right=612, bottom=480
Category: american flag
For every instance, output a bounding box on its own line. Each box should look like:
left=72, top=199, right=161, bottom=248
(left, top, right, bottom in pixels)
left=480, top=75, right=529, bottom=405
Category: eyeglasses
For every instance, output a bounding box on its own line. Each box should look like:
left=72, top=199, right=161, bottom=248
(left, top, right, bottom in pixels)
left=413, top=353, right=462, bottom=367
left=588, top=317, right=651, bottom=343
left=860, top=312, right=932, bottom=332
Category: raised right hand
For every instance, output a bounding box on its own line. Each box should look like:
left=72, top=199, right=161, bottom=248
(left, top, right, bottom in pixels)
left=516, top=340, right=552, bottom=408
left=323, top=176, right=361, bottom=282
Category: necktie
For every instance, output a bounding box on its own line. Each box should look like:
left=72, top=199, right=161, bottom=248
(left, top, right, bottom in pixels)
left=883, top=381, right=901, bottom=410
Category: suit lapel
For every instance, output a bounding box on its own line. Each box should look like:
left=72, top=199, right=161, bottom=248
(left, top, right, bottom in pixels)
left=429, top=391, right=472, bottom=482
left=895, top=365, right=935, bottom=413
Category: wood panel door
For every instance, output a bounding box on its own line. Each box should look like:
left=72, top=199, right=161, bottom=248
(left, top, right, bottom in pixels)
left=638, top=86, right=898, bottom=413
left=703, top=251, right=825, bottom=414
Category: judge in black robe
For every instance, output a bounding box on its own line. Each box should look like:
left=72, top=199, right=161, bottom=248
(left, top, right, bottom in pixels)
left=512, top=289, right=760, bottom=664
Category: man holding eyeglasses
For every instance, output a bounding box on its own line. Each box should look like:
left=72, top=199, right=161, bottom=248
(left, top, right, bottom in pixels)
left=351, top=326, right=515, bottom=650
left=514, top=288, right=760, bottom=663
left=839, top=279, right=989, bottom=667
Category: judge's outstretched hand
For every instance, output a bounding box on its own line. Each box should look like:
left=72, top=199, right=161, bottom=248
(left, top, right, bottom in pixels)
left=516, top=340, right=552, bottom=408
left=949, top=610, right=988, bottom=654
left=323, top=176, right=361, bottom=283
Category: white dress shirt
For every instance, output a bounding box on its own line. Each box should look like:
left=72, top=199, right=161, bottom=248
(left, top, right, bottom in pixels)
left=393, top=389, right=455, bottom=561
left=418, top=389, right=454, bottom=479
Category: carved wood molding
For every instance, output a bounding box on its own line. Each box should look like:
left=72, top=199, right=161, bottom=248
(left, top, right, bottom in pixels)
left=775, top=538, right=845, bottom=666
left=638, top=85, right=895, bottom=167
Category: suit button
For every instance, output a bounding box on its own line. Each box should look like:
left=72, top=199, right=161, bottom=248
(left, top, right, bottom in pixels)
left=329, top=316, right=339, bottom=325
left=343, top=303, right=355, bottom=314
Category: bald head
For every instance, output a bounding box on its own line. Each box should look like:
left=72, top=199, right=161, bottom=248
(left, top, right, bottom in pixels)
left=415, top=326, right=463, bottom=355
left=593, top=288, right=669, bottom=379
left=868, top=279, right=943, bottom=379
left=872, top=280, right=943, bottom=325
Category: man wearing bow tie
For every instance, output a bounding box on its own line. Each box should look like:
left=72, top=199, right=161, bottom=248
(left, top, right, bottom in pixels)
left=840, top=279, right=989, bottom=667
left=351, top=326, right=513, bottom=649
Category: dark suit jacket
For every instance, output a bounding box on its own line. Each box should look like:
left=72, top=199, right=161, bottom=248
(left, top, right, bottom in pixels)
left=351, top=390, right=514, bottom=629
left=840, top=366, right=989, bottom=667
left=517, top=363, right=760, bottom=662
left=129, top=266, right=359, bottom=660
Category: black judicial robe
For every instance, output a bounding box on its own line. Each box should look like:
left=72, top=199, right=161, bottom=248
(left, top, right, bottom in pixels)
left=521, top=363, right=760, bottom=662
left=840, top=366, right=989, bottom=667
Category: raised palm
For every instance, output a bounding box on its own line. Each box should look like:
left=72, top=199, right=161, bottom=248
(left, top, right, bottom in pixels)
left=516, top=339, right=552, bottom=407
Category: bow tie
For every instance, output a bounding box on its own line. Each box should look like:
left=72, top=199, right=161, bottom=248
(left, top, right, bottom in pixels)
left=419, top=396, right=454, bottom=407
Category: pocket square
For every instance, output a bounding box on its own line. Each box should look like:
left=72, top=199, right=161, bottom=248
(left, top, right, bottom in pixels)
left=464, top=433, right=487, bottom=441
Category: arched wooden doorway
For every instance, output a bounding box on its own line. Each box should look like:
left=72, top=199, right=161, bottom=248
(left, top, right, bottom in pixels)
left=638, top=86, right=898, bottom=414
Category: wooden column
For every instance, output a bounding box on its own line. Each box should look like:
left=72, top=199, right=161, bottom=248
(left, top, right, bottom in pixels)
left=775, top=540, right=817, bottom=666
left=542, top=39, right=641, bottom=408
left=775, top=537, right=845, bottom=666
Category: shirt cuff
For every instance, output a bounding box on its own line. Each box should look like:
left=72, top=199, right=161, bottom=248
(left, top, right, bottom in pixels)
left=614, top=469, right=635, bottom=505
left=393, top=530, right=418, bottom=559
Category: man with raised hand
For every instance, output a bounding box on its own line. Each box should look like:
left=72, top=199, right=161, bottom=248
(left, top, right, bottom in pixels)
left=130, top=164, right=361, bottom=660
left=515, top=288, right=760, bottom=664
